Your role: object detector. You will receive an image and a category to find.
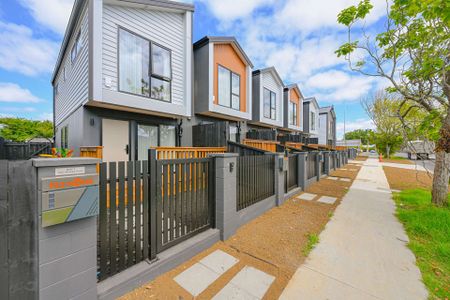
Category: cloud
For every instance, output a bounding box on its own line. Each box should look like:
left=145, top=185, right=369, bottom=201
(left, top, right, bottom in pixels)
left=19, top=0, right=75, bottom=35
left=0, top=21, right=59, bottom=76
left=38, top=112, right=53, bottom=121
left=1, top=106, right=36, bottom=112
left=336, top=118, right=375, bottom=139
left=198, top=0, right=275, bottom=21
left=0, top=83, right=44, bottom=103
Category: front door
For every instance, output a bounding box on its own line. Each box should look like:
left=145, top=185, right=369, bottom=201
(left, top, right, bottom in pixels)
left=102, top=119, right=129, bottom=162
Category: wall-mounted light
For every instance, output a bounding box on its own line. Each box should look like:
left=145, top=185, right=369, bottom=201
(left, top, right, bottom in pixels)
left=229, top=162, right=234, bottom=173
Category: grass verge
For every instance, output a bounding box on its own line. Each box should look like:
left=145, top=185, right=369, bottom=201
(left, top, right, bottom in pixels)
left=303, top=233, right=319, bottom=256
left=393, top=189, right=450, bottom=299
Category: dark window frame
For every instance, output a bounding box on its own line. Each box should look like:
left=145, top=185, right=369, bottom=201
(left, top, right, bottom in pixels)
left=71, top=30, right=81, bottom=64
left=118, top=27, right=173, bottom=103
left=290, top=102, right=297, bottom=126
left=263, top=87, right=276, bottom=120
left=60, top=125, right=68, bottom=149
left=217, top=64, right=240, bottom=111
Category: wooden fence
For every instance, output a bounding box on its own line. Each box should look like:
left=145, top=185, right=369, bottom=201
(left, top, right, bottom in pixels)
left=0, top=138, right=52, bottom=160
left=286, top=155, right=298, bottom=191
left=227, top=141, right=268, bottom=156
left=307, top=152, right=318, bottom=179
left=243, top=139, right=280, bottom=152
left=236, top=155, right=275, bottom=210
left=154, top=147, right=226, bottom=159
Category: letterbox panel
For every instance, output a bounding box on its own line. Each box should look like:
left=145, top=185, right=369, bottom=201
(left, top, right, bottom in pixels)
left=41, top=186, right=99, bottom=227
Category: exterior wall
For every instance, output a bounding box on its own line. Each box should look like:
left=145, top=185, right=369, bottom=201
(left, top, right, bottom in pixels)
left=54, top=106, right=88, bottom=156
left=54, top=3, right=90, bottom=126
left=213, top=44, right=247, bottom=113
left=319, top=113, right=327, bottom=145
left=309, top=102, right=320, bottom=137
left=303, top=102, right=310, bottom=133
left=100, top=3, right=192, bottom=117
left=283, top=88, right=302, bottom=131
left=193, top=42, right=252, bottom=121
left=251, top=71, right=284, bottom=128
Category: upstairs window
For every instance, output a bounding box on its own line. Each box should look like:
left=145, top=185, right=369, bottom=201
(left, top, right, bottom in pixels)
left=263, top=88, right=276, bottom=120
left=60, top=126, right=68, bottom=149
left=71, top=31, right=81, bottom=64
left=289, top=102, right=297, bottom=126
left=119, top=28, right=172, bottom=102
left=311, top=111, right=315, bottom=130
left=218, top=65, right=240, bottom=110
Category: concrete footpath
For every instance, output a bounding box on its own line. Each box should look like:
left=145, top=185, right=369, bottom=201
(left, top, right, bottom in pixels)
left=280, top=158, right=428, bottom=300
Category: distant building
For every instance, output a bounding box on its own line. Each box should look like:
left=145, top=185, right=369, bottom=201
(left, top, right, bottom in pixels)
left=336, top=139, right=362, bottom=148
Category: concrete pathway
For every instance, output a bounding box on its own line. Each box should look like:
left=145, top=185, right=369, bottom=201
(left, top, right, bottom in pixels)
left=280, top=158, right=428, bottom=300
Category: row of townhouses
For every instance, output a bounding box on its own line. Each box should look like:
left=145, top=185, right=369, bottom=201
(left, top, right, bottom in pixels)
left=53, top=0, right=337, bottom=162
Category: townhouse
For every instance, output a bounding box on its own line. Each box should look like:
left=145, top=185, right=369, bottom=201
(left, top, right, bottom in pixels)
left=52, top=0, right=194, bottom=162
left=318, top=106, right=337, bottom=147
left=302, top=97, right=320, bottom=143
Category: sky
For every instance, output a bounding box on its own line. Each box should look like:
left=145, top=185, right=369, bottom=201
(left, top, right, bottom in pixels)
left=0, top=0, right=391, bottom=139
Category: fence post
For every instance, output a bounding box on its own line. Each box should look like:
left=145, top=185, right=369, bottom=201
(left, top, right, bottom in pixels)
left=323, top=151, right=330, bottom=175
left=297, top=152, right=307, bottom=190
left=148, top=149, right=157, bottom=260
left=211, top=153, right=239, bottom=240
left=315, top=151, right=321, bottom=181
left=274, top=153, right=285, bottom=206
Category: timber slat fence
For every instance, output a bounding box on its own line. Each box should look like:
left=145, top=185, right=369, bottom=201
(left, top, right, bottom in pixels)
left=287, top=154, right=298, bottom=191
left=307, top=152, right=318, bottom=179
left=237, top=155, right=275, bottom=210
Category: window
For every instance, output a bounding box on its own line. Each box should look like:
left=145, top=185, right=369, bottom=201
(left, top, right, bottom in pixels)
left=218, top=65, right=240, bottom=110
left=160, top=125, right=176, bottom=147
left=229, top=124, right=238, bottom=142
left=263, top=88, right=276, bottom=120
left=311, top=112, right=315, bottom=130
left=289, top=102, right=297, bottom=126
left=71, top=31, right=81, bottom=64
left=60, top=126, right=68, bottom=148
left=137, top=124, right=176, bottom=160
left=119, top=29, right=172, bottom=102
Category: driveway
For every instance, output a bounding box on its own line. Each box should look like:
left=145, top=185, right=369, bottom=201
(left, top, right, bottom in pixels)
left=280, top=158, right=428, bottom=300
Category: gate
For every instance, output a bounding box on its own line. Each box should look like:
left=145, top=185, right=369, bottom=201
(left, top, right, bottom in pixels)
left=307, top=152, right=317, bottom=179
left=98, top=153, right=215, bottom=281
left=286, top=154, right=298, bottom=192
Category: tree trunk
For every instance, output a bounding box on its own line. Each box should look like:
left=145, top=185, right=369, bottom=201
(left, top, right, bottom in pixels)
left=431, top=108, right=450, bottom=206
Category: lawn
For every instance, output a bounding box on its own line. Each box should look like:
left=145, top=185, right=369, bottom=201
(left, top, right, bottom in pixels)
left=393, top=189, right=450, bottom=299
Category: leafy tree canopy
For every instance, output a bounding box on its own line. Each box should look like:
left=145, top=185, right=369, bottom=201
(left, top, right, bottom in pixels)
left=0, top=118, right=53, bottom=142
left=344, top=129, right=374, bottom=144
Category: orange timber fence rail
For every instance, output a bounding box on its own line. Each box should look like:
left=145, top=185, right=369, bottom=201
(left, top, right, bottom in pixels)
left=243, top=139, right=280, bottom=152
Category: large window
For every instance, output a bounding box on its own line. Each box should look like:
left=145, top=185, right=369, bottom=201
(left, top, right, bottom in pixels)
left=263, top=88, right=276, bottom=120
left=71, top=31, right=81, bottom=64
left=289, top=102, right=297, bottom=126
left=60, top=126, right=68, bottom=149
left=119, top=29, right=171, bottom=102
left=137, top=124, right=176, bottom=160
left=311, top=111, right=315, bottom=130
left=218, top=65, right=240, bottom=110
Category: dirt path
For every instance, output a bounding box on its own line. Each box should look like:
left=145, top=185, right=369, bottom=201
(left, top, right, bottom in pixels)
left=120, top=165, right=361, bottom=300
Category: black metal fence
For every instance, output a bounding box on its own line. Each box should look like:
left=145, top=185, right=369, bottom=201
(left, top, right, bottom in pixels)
left=246, top=129, right=277, bottom=141
left=237, top=155, right=275, bottom=210
left=228, top=141, right=268, bottom=156
left=97, top=154, right=215, bottom=282
left=0, top=138, right=52, bottom=160
left=307, top=152, right=318, bottom=179
left=286, top=155, right=298, bottom=191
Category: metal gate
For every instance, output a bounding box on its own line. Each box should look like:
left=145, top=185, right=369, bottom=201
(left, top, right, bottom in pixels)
left=97, top=153, right=215, bottom=281
left=286, top=154, right=298, bottom=191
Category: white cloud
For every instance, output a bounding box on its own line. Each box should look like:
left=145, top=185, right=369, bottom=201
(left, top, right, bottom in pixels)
left=0, top=83, right=44, bottom=103
left=198, top=0, right=275, bottom=21
left=336, top=118, right=375, bottom=139
left=38, top=112, right=53, bottom=121
left=1, top=106, right=36, bottom=112
left=19, top=0, right=74, bottom=35
left=0, top=22, right=59, bottom=76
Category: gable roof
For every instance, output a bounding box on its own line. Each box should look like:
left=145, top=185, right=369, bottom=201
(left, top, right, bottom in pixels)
left=285, top=84, right=304, bottom=100
left=193, top=36, right=254, bottom=68
left=252, top=67, right=284, bottom=87
left=51, top=0, right=194, bottom=83
left=319, top=106, right=336, bottom=118
left=304, top=97, right=320, bottom=109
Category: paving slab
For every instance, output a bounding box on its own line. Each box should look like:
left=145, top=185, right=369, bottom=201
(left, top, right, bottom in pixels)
left=215, top=266, right=275, bottom=299
left=174, top=250, right=239, bottom=296
left=340, top=178, right=351, bottom=182
left=212, top=281, right=258, bottom=300
left=297, top=193, right=317, bottom=201
left=281, top=158, right=428, bottom=300
left=199, top=250, right=238, bottom=274
left=327, top=176, right=339, bottom=180
left=174, top=262, right=220, bottom=296
left=317, top=196, right=337, bottom=204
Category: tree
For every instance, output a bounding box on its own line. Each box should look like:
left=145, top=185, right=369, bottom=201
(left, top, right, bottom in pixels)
left=344, top=129, right=374, bottom=145
left=0, top=118, right=54, bottom=142
left=336, top=0, right=450, bottom=206
left=362, top=91, right=404, bottom=158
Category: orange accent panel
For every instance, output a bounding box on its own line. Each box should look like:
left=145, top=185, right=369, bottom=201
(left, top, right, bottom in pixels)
left=289, top=88, right=301, bottom=126
left=213, top=44, right=247, bottom=113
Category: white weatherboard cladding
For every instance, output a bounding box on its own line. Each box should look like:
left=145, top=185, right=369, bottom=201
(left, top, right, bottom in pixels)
left=319, top=114, right=327, bottom=144
left=260, top=71, right=283, bottom=127
left=102, top=4, right=188, bottom=115
left=54, top=4, right=89, bottom=126
left=309, top=102, right=319, bottom=136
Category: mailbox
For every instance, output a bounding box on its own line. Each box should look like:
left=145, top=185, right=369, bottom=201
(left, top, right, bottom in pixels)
left=40, top=170, right=99, bottom=227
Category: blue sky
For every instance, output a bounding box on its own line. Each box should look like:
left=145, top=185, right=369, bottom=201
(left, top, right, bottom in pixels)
left=0, top=0, right=390, bottom=138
